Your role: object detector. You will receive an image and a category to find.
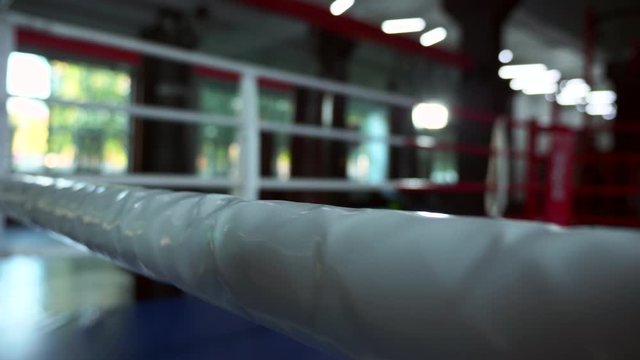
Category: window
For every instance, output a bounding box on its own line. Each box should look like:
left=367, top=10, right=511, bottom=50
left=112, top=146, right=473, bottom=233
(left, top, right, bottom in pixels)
left=260, top=88, right=295, bottom=179
left=196, top=79, right=294, bottom=179
left=7, top=52, right=131, bottom=174
left=346, top=100, right=389, bottom=184
left=196, top=80, right=238, bottom=177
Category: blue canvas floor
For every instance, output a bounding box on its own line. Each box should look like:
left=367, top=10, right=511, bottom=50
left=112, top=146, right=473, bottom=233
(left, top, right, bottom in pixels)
left=0, top=226, right=340, bottom=360
left=1, top=296, right=339, bottom=360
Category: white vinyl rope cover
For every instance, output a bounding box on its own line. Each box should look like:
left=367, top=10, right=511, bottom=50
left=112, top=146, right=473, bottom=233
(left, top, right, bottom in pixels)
left=1, top=175, right=640, bottom=359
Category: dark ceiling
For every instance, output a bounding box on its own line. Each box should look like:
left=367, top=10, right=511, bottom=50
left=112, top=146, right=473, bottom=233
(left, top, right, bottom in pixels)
left=6, top=0, right=640, bottom=87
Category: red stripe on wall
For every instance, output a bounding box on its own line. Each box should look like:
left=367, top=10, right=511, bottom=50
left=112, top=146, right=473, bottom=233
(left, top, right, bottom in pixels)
left=17, top=29, right=142, bottom=65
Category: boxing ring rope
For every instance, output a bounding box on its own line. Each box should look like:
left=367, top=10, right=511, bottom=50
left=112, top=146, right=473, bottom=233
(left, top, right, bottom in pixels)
left=1, top=174, right=640, bottom=359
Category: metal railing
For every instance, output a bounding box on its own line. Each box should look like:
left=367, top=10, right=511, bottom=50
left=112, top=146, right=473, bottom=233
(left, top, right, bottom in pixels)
left=0, top=11, right=518, bottom=239
left=0, top=11, right=430, bottom=198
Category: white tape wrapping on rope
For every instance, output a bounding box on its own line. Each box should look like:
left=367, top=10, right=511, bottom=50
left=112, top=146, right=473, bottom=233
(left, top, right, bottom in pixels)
left=1, top=175, right=640, bottom=359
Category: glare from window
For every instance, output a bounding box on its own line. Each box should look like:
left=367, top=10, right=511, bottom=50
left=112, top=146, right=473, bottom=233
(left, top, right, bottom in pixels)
left=362, top=112, right=388, bottom=184
left=7, top=97, right=50, bottom=172
left=276, top=151, right=291, bottom=180
left=346, top=107, right=389, bottom=184
left=7, top=54, right=131, bottom=174
left=0, top=257, right=45, bottom=352
left=6, top=96, right=49, bottom=119
left=7, top=52, right=51, bottom=99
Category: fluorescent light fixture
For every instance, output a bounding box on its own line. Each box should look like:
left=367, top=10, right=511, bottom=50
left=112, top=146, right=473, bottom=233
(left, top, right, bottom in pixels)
left=586, top=103, right=616, bottom=116
left=498, top=49, right=513, bottom=64
left=522, top=83, right=558, bottom=95
left=412, top=102, right=449, bottom=130
left=509, top=69, right=561, bottom=91
left=329, top=0, right=354, bottom=16
left=381, top=18, right=426, bottom=34
left=498, top=64, right=547, bottom=79
left=587, top=90, right=616, bottom=105
left=420, top=27, right=447, bottom=47
left=563, top=78, right=590, bottom=90
left=556, top=78, right=590, bottom=106
left=556, top=94, right=578, bottom=106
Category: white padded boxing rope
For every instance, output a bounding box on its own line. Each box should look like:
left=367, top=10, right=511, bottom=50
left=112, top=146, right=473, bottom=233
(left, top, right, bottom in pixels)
left=1, top=175, right=640, bottom=359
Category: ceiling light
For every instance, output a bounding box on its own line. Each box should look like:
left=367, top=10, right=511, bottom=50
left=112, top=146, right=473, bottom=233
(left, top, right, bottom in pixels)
left=498, top=64, right=547, bottom=79
left=498, top=49, right=513, bottom=64
left=556, top=95, right=578, bottom=106
left=412, top=102, right=449, bottom=130
left=556, top=78, right=590, bottom=106
left=420, top=27, right=447, bottom=47
left=329, top=0, right=354, bottom=16
left=522, top=83, right=558, bottom=95
left=381, top=18, right=426, bottom=34
left=586, top=103, right=616, bottom=117
left=510, top=69, right=561, bottom=91
left=586, top=90, right=616, bottom=105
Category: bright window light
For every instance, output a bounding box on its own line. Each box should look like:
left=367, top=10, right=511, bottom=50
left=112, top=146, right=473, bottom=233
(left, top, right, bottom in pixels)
left=0, top=257, right=45, bottom=349
left=415, top=135, right=436, bottom=148
left=6, top=97, right=50, bottom=120
left=587, top=90, right=616, bottom=105
left=7, top=52, right=51, bottom=99
left=420, top=27, right=447, bottom=47
left=329, top=0, right=354, bottom=16
left=412, top=102, right=449, bottom=130
left=381, top=18, right=426, bottom=34
left=498, top=49, right=513, bottom=64
left=498, top=64, right=547, bottom=79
